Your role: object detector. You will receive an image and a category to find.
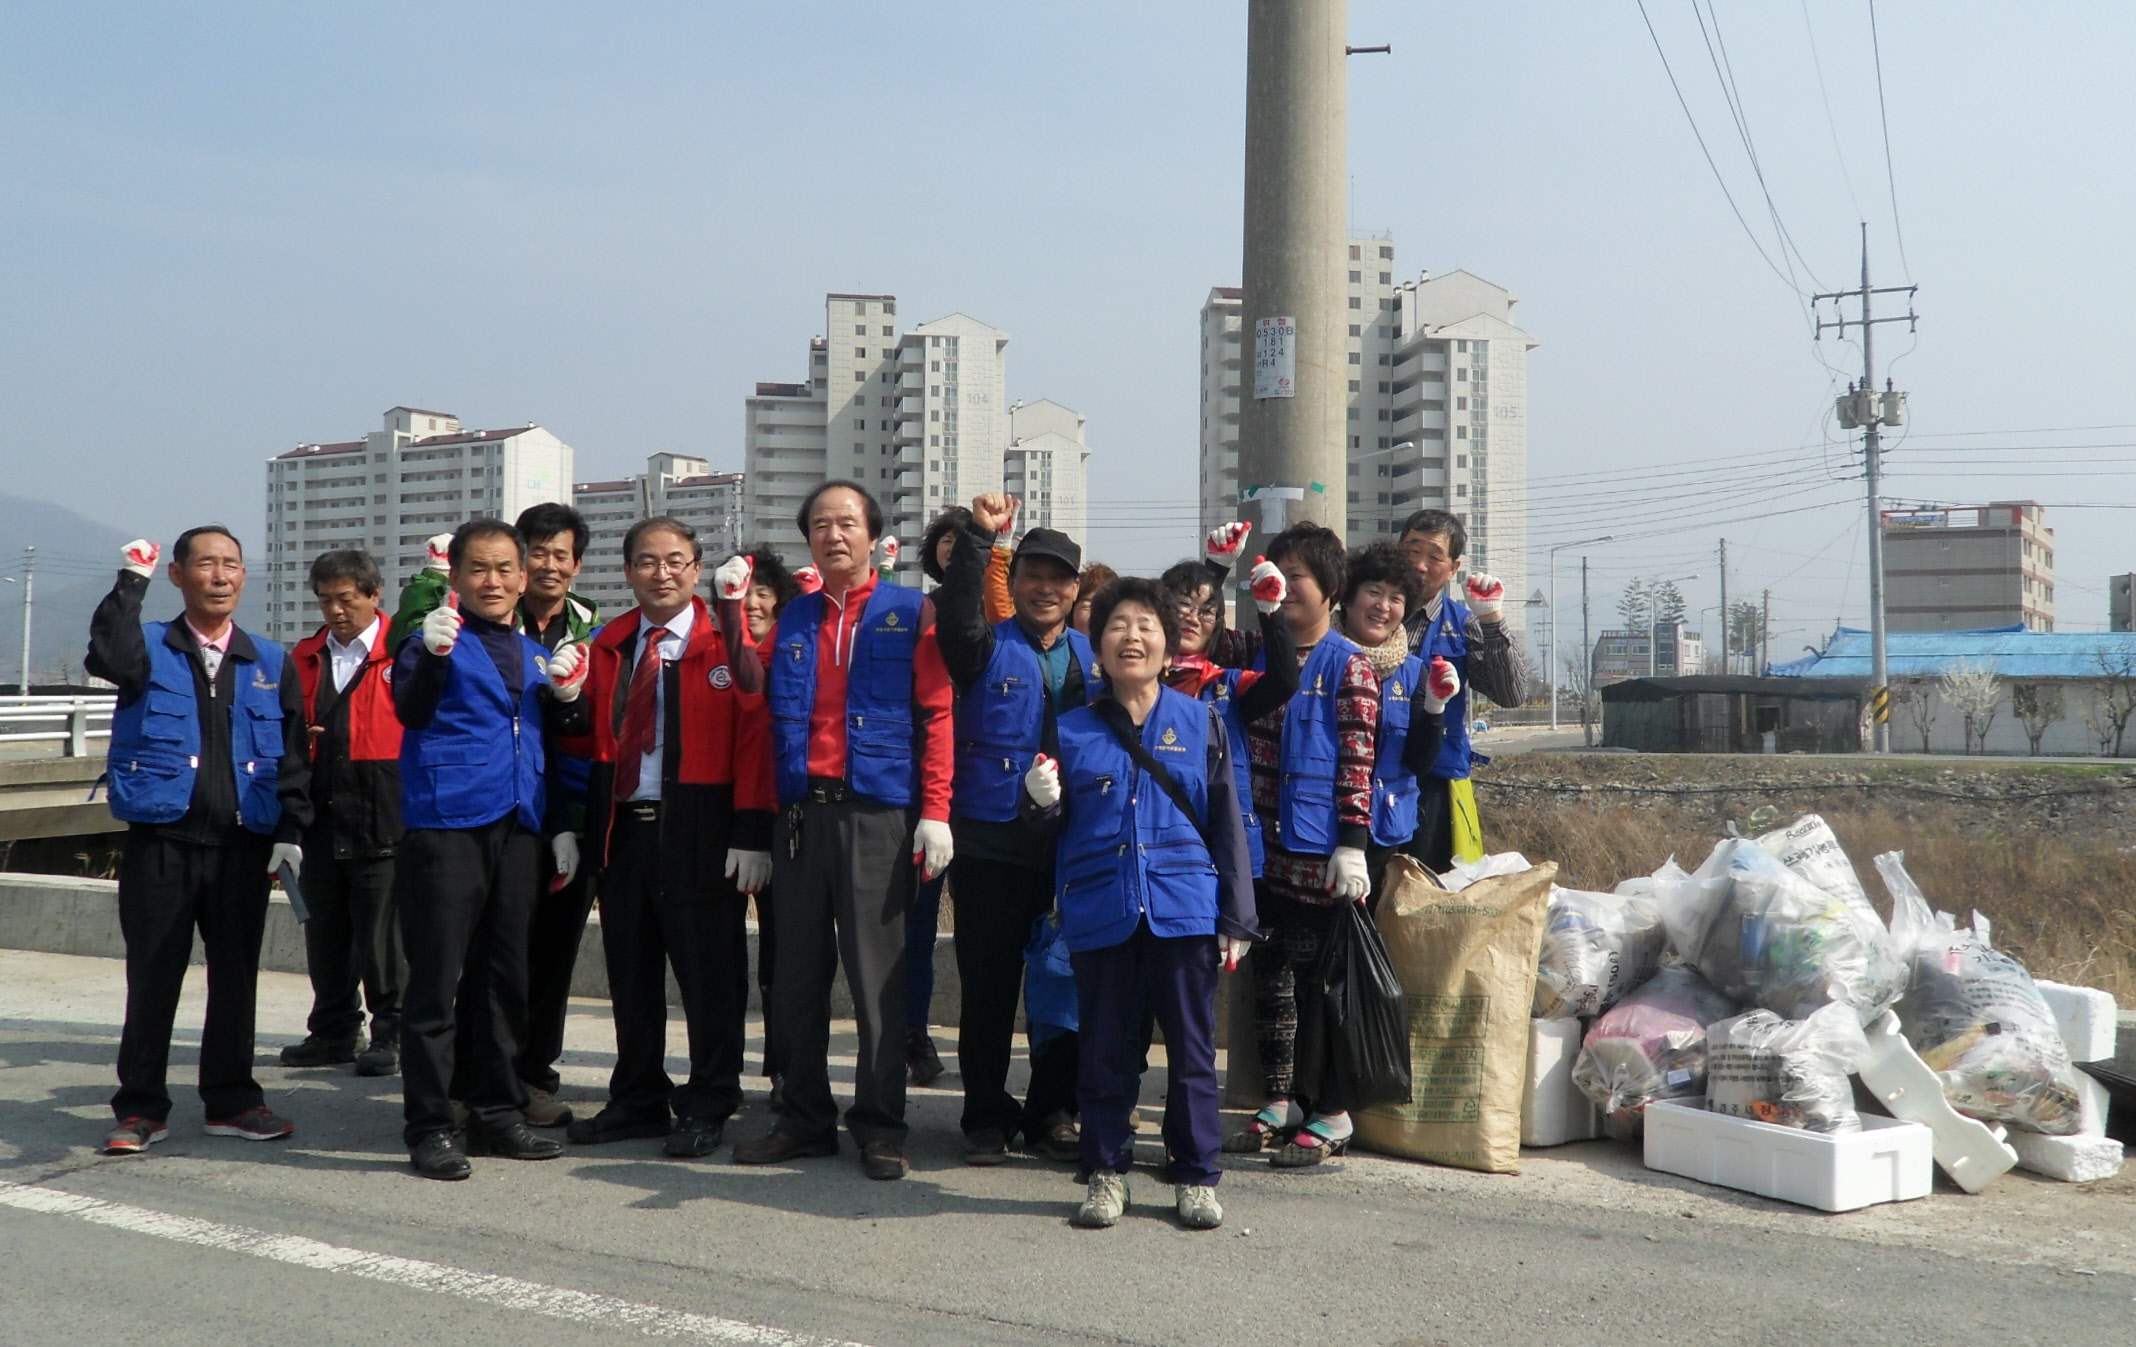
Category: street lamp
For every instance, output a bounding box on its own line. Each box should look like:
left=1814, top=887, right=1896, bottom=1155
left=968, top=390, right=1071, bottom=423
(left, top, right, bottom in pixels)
left=1546, top=535, right=1612, bottom=730
left=1646, top=573, right=1702, bottom=678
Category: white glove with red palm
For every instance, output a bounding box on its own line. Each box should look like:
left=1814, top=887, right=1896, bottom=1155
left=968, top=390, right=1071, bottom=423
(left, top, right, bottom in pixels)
left=421, top=597, right=462, bottom=656
left=794, top=566, right=823, bottom=595
left=425, top=533, right=453, bottom=574
left=120, top=540, right=161, bottom=579
left=1220, top=936, right=1251, bottom=972
left=1205, top=521, right=1252, bottom=566
left=1464, top=572, right=1505, bottom=621
left=1024, top=752, right=1062, bottom=808
left=1248, top=555, right=1286, bottom=615
left=713, top=554, right=753, bottom=602
left=879, top=537, right=901, bottom=569
left=545, top=643, right=588, bottom=702
left=1422, top=656, right=1461, bottom=715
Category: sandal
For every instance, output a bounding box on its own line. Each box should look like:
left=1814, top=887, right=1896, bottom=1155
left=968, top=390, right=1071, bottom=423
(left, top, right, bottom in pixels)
left=1221, top=1100, right=1302, bottom=1154
left=1270, top=1114, right=1352, bottom=1169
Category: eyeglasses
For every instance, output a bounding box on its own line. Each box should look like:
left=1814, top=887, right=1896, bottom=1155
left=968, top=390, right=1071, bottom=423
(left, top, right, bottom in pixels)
left=1169, top=600, right=1221, bottom=622
left=630, top=556, right=699, bottom=576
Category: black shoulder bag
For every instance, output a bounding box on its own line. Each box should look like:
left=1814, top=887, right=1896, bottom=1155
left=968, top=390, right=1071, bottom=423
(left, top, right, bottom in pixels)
left=1093, top=699, right=1215, bottom=855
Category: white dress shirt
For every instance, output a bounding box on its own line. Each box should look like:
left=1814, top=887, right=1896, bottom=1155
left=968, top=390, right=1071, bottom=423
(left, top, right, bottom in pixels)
left=326, top=615, right=382, bottom=692
left=627, top=608, right=696, bottom=802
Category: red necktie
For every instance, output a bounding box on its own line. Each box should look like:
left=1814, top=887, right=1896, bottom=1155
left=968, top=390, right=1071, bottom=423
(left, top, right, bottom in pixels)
left=612, top=628, right=668, bottom=802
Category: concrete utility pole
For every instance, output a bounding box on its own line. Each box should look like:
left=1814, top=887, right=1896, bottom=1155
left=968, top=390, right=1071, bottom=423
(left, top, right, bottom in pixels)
left=14, top=546, right=30, bottom=700
left=1814, top=225, right=1918, bottom=753
left=1237, top=0, right=1348, bottom=537
left=1581, top=556, right=1593, bottom=744
left=1717, top=538, right=1728, bottom=675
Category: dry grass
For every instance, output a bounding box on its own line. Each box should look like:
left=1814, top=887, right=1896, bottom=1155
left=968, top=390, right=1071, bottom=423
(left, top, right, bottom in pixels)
left=1481, top=769, right=2136, bottom=1006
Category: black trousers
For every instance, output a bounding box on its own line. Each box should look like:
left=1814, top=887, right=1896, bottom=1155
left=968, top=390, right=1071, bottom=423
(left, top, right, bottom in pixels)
left=755, top=882, right=782, bottom=1079
left=298, top=852, right=402, bottom=1044
left=399, top=818, right=539, bottom=1146
left=113, top=828, right=273, bottom=1123
left=950, top=855, right=1079, bottom=1139
left=1406, top=775, right=1455, bottom=873
left=767, top=800, right=912, bottom=1146
left=1247, top=886, right=1356, bottom=1113
left=597, top=810, right=747, bottom=1123
left=516, top=844, right=596, bottom=1095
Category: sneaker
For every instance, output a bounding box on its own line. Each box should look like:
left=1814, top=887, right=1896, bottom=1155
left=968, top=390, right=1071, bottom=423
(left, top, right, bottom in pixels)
left=278, top=1035, right=358, bottom=1068
left=354, top=1039, right=399, bottom=1078
left=203, top=1105, right=294, bottom=1142
left=102, top=1116, right=167, bottom=1155
left=523, top=1085, right=572, bottom=1128
left=664, top=1117, right=725, bottom=1158
left=1023, top=1111, right=1080, bottom=1163
left=859, top=1139, right=908, bottom=1181
left=1074, top=1171, right=1130, bottom=1228
left=1175, top=1183, right=1224, bottom=1230
left=906, top=1028, right=946, bottom=1087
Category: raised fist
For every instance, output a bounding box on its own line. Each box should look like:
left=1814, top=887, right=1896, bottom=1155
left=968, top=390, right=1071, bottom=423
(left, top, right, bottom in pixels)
left=794, top=566, right=823, bottom=595
left=421, top=603, right=462, bottom=656
left=121, top=540, right=161, bottom=578
left=546, top=642, right=588, bottom=701
left=1248, top=555, right=1286, bottom=615
left=1464, top=572, right=1505, bottom=621
left=1024, top=752, right=1061, bottom=808
left=1205, top=521, right=1252, bottom=563
left=425, top=533, right=453, bottom=573
left=1423, top=656, right=1461, bottom=714
left=880, top=536, right=901, bottom=566
left=713, top=554, right=754, bottom=602
left=970, top=493, right=1017, bottom=537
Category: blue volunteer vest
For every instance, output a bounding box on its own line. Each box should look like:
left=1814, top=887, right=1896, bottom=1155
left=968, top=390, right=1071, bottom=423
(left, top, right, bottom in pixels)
left=954, top=620, right=1096, bottom=823
left=1370, top=652, right=1425, bottom=847
left=1052, top=688, right=1221, bottom=953
left=106, top=624, right=288, bottom=834
left=1275, top=632, right=1362, bottom=856
left=768, top=582, right=927, bottom=808
left=1204, top=669, right=1265, bottom=876
left=1416, top=597, right=1480, bottom=780
left=399, top=628, right=548, bottom=831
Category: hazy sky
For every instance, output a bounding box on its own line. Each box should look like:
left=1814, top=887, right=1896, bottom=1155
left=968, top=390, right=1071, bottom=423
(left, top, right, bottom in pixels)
left=4, top=2, right=2132, bottom=660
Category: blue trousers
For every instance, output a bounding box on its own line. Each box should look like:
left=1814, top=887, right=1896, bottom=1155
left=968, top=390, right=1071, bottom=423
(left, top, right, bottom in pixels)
left=1070, top=922, right=1222, bottom=1187
left=907, top=872, right=943, bottom=1031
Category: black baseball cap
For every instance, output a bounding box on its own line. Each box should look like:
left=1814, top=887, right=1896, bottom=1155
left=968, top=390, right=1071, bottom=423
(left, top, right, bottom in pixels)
left=1013, top=527, right=1082, bottom=575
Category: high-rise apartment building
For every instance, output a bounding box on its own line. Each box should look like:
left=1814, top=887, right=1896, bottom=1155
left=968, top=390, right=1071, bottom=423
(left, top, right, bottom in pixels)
left=1882, top=501, right=2055, bottom=632
left=1199, top=238, right=1536, bottom=607
left=572, top=454, right=747, bottom=616
left=1003, top=399, right=1091, bottom=542
left=747, top=294, right=1061, bottom=584
left=263, top=406, right=572, bottom=643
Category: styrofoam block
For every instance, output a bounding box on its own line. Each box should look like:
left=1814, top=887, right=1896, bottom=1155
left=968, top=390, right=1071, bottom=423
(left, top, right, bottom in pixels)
left=2034, top=981, right=2118, bottom=1063
left=1642, top=1100, right=1933, bottom=1212
left=2010, top=1131, right=2125, bottom=1183
left=1857, top=1010, right=2017, bottom=1194
left=1522, top=1017, right=1602, bottom=1147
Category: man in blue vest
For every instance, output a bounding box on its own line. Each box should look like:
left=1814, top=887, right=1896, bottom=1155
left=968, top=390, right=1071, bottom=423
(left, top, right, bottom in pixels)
left=88, top=527, right=312, bottom=1155
left=934, top=492, right=1096, bottom=1165
left=392, top=518, right=581, bottom=1180
left=714, top=480, right=955, bottom=1182
left=1395, top=509, right=1533, bottom=870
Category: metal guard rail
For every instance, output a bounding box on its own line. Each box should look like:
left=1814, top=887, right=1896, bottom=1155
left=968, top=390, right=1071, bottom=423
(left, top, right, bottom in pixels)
left=0, top=696, right=118, bottom=756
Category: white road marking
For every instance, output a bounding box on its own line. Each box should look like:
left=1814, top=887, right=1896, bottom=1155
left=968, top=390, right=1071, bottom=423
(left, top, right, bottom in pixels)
left=0, top=1179, right=870, bottom=1346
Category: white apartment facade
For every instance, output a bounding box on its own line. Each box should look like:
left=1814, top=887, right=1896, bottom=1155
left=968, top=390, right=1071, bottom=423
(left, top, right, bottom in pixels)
left=746, top=293, right=1083, bottom=586
left=1199, top=240, right=1535, bottom=609
left=263, top=406, right=572, bottom=644
left=1004, top=399, right=1091, bottom=543
left=572, top=454, right=747, bottom=616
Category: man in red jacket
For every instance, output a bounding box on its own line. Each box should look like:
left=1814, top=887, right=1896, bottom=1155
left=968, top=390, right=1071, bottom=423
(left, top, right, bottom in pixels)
left=281, top=550, right=405, bottom=1076
left=551, top=516, right=777, bottom=1158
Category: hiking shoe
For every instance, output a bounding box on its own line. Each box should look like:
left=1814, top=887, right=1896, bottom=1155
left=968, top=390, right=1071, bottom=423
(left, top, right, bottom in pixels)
left=204, top=1106, right=294, bottom=1142
left=102, top=1116, right=167, bottom=1155
left=1074, top=1171, right=1130, bottom=1228
left=522, top=1085, right=571, bottom=1128
left=354, top=1039, right=399, bottom=1078
left=1024, top=1111, right=1080, bottom=1163
left=665, top=1118, right=725, bottom=1158
left=410, top=1132, right=471, bottom=1181
left=567, top=1107, right=669, bottom=1146
left=1175, top=1184, right=1224, bottom=1230
left=962, top=1128, right=1010, bottom=1166
left=732, top=1129, right=839, bottom=1165
left=907, top=1029, right=946, bottom=1086
left=278, top=1035, right=357, bottom=1068
left=860, top=1140, right=908, bottom=1181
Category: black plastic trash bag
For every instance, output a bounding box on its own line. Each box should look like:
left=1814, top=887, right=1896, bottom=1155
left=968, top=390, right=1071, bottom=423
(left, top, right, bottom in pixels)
left=1296, top=901, right=1412, bottom=1111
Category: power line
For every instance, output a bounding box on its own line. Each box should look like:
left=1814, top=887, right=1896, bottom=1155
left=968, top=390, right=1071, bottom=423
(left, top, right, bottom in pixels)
left=1693, top=0, right=1827, bottom=292
left=1868, top=0, right=1912, bottom=279
left=1799, top=0, right=1864, bottom=219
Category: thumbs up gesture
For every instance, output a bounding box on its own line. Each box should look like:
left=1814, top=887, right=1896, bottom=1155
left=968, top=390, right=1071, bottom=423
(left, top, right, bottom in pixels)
left=421, top=598, right=462, bottom=655
left=120, top=540, right=161, bottom=578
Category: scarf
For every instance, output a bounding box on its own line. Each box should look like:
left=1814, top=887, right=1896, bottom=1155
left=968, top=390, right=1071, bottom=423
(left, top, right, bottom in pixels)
left=1353, top=623, right=1411, bottom=676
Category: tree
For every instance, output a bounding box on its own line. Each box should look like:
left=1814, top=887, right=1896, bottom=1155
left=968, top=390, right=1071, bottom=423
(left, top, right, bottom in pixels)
left=1726, top=601, right=1762, bottom=674
left=1939, top=660, right=2003, bottom=755
left=1561, top=649, right=1601, bottom=747
left=2009, top=682, right=2066, bottom=756
left=1651, top=580, right=1687, bottom=627
left=1615, top=578, right=1652, bottom=631
left=2085, top=645, right=2136, bottom=757
left=1891, top=677, right=1937, bottom=753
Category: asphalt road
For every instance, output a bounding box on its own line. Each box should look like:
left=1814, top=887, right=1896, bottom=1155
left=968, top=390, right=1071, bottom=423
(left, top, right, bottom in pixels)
left=0, top=949, right=2130, bottom=1347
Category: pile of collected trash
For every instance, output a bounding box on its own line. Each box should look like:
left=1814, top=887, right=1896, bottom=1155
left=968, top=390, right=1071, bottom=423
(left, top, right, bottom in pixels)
left=1522, top=813, right=2117, bottom=1197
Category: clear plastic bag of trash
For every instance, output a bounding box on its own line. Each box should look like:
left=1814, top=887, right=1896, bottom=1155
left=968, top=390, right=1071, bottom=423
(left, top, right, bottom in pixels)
left=1531, top=870, right=1672, bottom=1020
left=1659, top=836, right=1906, bottom=1023
left=1754, top=813, right=1870, bottom=908
left=1440, top=851, right=1532, bottom=893
left=1878, top=851, right=2084, bottom=1136
left=1572, top=964, right=1741, bottom=1139
left=1705, top=1000, right=1870, bottom=1132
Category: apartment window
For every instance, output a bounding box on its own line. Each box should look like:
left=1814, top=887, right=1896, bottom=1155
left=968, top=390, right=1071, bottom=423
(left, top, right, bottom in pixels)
left=1348, top=380, right=1361, bottom=392
left=1348, top=297, right=1361, bottom=309
left=854, top=442, right=865, bottom=452
left=930, top=410, right=940, bottom=422
left=1347, top=491, right=1360, bottom=503
left=1457, top=485, right=1468, bottom=498
left=1378, top=493, right=1391, bottom=505
left=1379, top=273, right=1392, bottom=285
left=1380, top=327, right=1393, bottom=338
left=1378, top=382, right=1391, bottom=394
left=854, top=419, right=867, bottom=430
left=1348, top=270, right=1361, bottom=283
left=1378, top=437, right=1391, bottom=449
left=1379, top=246, right=1393, bottom=259
left=1349, top=244, right=1361, bottom=260
left=854, top=347, right=867, bottom=358
left=1457, top=369, right=1468, bottom=381
left=1348, top=324, right=1361, bottom=337
left=930, top=435, right=940, bottom=446
left=881, top=326, right=893, bottom=337
left=1457, top=455, right=1468, bottom=467
left=1457, top=397, right=1468, bottom=410
left=930, top=336, right=943, bottom=347
left=1349, top=435, right=1361, bottom=449
left=1348, top=463, right=1359, bottom=477
left=854, top=372, right=865, bottom=382
left=1348, top=352, right=1362, bottom=365
left=880, top=420, right=892, bottom=431
left=882, top=301, right=895, bottom=315
left=1347, top=408, right=1359, bottom=421
left=930, top=360, right=941, bottom=371
left=855, top=326, right=867, bottom=336
left=930, top=386, right=940, bottom=397
left=1380, top=299, right=1393, bottom=310
left=1377, top=354, right=1391, bottom=366
left=1376, top=409, right=1389, bottom=421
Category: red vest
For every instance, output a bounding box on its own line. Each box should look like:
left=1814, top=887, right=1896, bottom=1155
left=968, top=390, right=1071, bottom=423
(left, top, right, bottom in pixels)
left=292, top=624, right=402, bottom=761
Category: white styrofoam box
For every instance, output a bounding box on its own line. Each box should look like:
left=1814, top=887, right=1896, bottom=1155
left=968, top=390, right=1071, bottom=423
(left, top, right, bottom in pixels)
left=1643, top=1100, right=1933, bottom=1212
left=1857, top=1010, right=2017, bottom=1193
left=2033, top=981, right=2119, bottom=1063
left=2009, top=1131, right=2125, bottom=1183
left=1522, top=1017, right=1602, bottom=1147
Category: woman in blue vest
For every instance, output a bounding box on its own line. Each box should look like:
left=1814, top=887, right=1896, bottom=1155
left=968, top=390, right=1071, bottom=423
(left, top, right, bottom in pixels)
left=1337, top=543, right=1462, bottom=897
left=1020, top=577, right=1257, bottom=1231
